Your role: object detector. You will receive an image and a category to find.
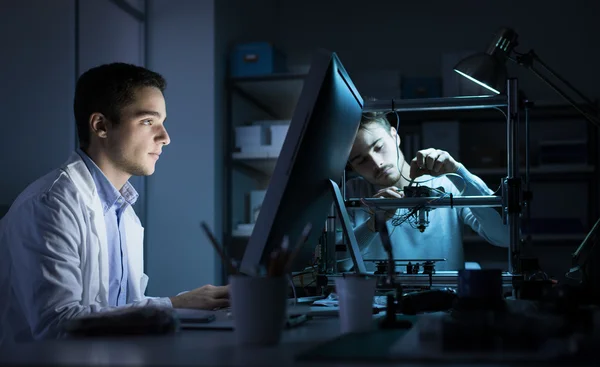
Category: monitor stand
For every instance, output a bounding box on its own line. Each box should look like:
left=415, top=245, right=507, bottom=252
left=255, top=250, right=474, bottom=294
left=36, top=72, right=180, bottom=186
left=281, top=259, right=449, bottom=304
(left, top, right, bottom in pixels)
left=328, top=179, right=367, bottom=274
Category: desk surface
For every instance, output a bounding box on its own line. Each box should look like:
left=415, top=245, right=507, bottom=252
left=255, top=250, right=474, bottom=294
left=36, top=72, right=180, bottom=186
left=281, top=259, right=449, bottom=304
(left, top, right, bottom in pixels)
left=0, top=316, right=345, bottom=367
left=0, top=313, right=596, bottom=367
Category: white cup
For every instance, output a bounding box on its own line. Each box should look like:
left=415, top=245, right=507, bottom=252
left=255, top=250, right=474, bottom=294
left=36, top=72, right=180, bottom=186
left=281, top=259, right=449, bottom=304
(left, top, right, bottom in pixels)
left=335, top=275, right=377, bottom=334
left=229, top=275, right=289, bottom=345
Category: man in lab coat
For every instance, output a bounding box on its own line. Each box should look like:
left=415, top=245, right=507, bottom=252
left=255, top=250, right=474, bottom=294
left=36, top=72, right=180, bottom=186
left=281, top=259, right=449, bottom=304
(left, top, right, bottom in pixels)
left=0, top=63, right=229, bottom=344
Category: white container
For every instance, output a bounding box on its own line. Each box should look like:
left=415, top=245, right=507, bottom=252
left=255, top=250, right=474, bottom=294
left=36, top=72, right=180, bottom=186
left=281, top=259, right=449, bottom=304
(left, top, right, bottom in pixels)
left=334, top=275, right=377, bottom=334
left=229, top=275, right=289, bottom=345
left=235, top=125, right=268, bottom=152
left=270, top=124, right=289, bottom=151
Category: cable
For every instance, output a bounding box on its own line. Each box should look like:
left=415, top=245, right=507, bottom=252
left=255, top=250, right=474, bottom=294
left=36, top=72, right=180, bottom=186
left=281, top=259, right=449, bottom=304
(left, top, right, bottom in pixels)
left=288, top=273, right=298, bottom=306
left=493, top=107, right=508, bottom=119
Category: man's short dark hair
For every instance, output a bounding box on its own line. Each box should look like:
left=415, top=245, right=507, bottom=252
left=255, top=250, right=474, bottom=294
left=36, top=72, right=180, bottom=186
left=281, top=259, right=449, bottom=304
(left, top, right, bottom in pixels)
left=73, top=63, right=167, bottom=148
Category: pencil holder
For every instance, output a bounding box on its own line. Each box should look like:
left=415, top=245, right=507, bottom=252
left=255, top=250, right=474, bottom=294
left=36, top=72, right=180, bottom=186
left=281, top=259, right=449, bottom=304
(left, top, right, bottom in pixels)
left=229, top=275, right=288, bottom=345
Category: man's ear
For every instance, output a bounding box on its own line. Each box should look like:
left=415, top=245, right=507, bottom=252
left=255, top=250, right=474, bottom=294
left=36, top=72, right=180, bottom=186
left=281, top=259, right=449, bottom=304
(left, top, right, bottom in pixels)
left=390, top=126, right=401, bottom=146
left=89, top=113, right=108, bottom=139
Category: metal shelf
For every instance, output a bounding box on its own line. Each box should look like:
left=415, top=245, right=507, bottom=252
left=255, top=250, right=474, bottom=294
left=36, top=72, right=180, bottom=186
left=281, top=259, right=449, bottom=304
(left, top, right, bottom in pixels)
left=230, top=73, right=306, bottom=119
left=387, top=101, right=595, bottom=124
left=232, top=229, right=252, bottom=238
left=232, top=151, right=279, bottom=176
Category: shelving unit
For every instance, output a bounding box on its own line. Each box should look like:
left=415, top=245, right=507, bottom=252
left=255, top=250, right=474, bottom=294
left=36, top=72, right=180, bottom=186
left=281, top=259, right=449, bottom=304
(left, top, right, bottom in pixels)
left=224, top=71, right=600, bottom=280
left=224, top=73, right=307, bottom=266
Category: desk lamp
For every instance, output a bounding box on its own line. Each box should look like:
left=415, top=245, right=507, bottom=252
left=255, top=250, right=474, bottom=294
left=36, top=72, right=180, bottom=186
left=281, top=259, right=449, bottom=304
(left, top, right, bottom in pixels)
left=456, top=27, right=600, bottom=302
left=454, top=27, right=600, bottom=127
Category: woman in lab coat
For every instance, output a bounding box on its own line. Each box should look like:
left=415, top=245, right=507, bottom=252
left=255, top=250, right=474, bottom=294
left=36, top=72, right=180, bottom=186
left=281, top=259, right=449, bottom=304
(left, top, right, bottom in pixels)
left=0, top=63, right=229, bottom=344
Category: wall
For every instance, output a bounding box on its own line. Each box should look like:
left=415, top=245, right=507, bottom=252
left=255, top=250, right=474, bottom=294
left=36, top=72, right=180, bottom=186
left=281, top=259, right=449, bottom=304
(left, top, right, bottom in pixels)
left=77, top=0, right=148, bottom=223
left=1, top=0, right=223, bottom=297
left=265, top=0, right=600, bottom=102
left=0, top=0, right=147, bottom=217
left=0, top=0, right=76, bottom=216
left=145, top=0, right=220, bottom=296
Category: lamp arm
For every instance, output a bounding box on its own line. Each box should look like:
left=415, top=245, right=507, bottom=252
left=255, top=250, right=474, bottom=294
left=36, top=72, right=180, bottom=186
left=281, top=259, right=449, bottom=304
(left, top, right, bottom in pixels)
left=514, top=51, right=600, bottom=127
left=527, top=64, right=600, bottom=128
left=530, top=51, right=597, bottom=107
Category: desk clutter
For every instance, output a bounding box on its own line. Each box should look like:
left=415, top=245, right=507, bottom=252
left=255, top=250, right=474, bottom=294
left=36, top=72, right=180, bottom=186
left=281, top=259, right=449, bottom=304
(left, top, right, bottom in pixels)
left=64, top=221, right=600, bottom=360
left=63, top=268, right=600, bottom=364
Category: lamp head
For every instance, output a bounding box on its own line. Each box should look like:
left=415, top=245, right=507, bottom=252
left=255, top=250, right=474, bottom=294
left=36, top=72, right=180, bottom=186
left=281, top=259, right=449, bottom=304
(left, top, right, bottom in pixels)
left=454, top=27, right=519, bottom=94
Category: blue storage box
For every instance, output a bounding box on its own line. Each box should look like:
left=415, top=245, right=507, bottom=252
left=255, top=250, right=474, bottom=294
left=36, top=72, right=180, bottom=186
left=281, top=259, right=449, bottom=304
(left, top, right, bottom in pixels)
left=230, top=42, right=287, bottom=77
left=401, top=77, right=442, bottom=99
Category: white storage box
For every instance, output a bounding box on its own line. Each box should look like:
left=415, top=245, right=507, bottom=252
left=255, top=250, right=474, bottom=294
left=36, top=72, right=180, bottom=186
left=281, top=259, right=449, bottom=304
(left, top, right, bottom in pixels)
left=235, top=125, right=268, bottom=153
left=270, top=125, right=289, bottom=150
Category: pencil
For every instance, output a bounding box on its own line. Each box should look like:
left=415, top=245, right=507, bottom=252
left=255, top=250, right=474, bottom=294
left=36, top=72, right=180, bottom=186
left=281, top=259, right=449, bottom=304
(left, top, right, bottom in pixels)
left=200, top=221, right=238, bottom=275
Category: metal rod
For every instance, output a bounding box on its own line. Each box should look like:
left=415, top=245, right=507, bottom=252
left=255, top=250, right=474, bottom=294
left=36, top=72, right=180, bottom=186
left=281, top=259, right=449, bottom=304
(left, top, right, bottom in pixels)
left=348, top=196, right=502, bottom=210
left=363, top=95, right=508, bottom=113
left=524, top=102, right=532, bottom=248
left=506, top=78, right=521, bottom=275
left=326, top=272, right=518, bottom=288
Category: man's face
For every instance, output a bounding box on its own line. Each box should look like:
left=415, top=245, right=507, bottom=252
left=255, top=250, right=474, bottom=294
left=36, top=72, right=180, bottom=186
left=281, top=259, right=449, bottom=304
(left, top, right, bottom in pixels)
left=348, top=123, right=402, bottom=187
left=105, top=86, right=170, bottom=177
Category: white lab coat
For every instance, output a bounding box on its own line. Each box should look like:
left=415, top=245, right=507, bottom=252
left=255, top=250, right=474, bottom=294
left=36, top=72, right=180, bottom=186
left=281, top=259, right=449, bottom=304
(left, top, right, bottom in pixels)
left=0, top=152, right=171, bottom=345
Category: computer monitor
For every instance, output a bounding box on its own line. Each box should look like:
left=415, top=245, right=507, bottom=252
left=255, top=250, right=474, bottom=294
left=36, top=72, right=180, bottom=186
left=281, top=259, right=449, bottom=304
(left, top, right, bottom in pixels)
left=240, top=49, right=364, bottom=273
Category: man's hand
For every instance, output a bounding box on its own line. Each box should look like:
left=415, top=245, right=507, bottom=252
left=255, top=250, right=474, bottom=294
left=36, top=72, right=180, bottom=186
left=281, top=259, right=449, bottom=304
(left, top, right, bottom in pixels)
left=170, top=284, right=230, bottom=310
left=368, top=187, right=404, bottom=231
left=410, top=148, right=460, bottom=179
left=374, top=186, right=405, bottom=200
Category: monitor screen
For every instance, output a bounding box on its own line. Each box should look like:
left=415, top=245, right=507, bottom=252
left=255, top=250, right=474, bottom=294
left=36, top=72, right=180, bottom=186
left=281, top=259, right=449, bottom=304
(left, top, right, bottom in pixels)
left=240, top=49, right=364, bottom=274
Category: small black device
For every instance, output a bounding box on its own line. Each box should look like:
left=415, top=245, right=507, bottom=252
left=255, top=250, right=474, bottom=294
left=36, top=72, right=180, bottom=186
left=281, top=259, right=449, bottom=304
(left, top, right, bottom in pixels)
left=403, top=186, right=446, bottom=232
left=403, top=185, right=445, bottom=198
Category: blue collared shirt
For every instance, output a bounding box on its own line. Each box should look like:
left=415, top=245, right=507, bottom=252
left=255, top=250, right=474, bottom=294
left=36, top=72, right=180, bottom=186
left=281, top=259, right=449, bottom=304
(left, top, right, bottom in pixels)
left=77, top=149, right=138, bottom=306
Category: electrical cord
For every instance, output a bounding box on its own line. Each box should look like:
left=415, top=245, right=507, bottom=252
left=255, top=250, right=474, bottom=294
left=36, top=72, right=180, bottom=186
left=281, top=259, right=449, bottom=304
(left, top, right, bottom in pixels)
left=288, top=273, right=298, bottom=306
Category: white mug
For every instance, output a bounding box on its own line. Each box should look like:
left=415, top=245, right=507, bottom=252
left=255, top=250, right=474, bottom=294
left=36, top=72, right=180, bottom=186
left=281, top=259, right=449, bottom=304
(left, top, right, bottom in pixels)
left=335, top=275, right=377, bottom=334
